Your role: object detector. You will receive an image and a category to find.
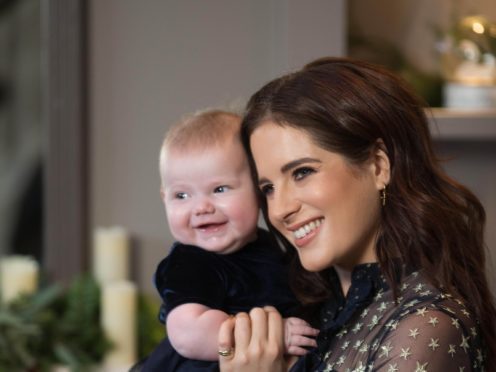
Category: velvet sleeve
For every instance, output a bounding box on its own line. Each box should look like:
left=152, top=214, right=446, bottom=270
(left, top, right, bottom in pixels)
left=154, top=244, right=227, bottom=320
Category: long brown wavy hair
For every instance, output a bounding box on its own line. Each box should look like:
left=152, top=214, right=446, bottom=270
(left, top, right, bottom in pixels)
left=240, top=57, right=496, bottom=363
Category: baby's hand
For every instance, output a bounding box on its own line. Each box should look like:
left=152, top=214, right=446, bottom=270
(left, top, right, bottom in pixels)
left=283, top=317, right=319, bottom=356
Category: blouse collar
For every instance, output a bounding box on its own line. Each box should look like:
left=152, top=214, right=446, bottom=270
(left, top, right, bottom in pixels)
left=320, top=262, right=387, bottom=332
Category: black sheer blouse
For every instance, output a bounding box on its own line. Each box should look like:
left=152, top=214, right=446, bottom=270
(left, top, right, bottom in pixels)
left=292, top=263, right=485, bottom=371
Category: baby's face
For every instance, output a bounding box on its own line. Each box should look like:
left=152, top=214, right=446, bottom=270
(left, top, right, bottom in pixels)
left=161, top=140, right=259, bottom=254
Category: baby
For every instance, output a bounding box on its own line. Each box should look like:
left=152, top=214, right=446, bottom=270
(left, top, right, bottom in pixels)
left=142, top=110, right=318, bottom=371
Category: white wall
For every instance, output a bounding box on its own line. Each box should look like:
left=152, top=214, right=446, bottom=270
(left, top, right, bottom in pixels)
left=89, top=0, right=346, bottom=293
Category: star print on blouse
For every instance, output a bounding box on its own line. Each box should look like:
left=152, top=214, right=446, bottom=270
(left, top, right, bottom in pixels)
left=416, top=307, right=428, bottom=317
left=379, top=342, right=393, bottom=358
left=448, top=344, right=457, bottom=357
left=377, top=302, right=388, bottom=312
left=387, top=363, right=399, bottom=372
left=451, top=318, right=460, bottom=328
left=409, top=328, right=420, bottom=339
left=352, top=322, right=363, bottom=333
left=290, top=264, right=485, bottom=372
left=415, top=361, right=428, bottom=372
left=460, top=335, right=470, bottom=352
left=428, top=316, right=439, bottom=326
left=428, top=338, right=440, bottom=350
left=400, top=347, right=412, bottom=360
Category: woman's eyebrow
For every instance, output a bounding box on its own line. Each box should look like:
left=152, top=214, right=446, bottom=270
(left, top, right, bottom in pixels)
left=280, top=157, right=321, bottom=173
left=258, top=157, right=322, bottom=186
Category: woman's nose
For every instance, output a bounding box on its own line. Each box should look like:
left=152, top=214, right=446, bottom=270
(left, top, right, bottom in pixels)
left=194, top=197, right=215, bottom=215
left=270, top=186, right=300, bottom=223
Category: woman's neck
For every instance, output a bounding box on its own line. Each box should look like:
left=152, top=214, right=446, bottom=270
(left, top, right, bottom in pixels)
left=334, top=265, right=353, bottom=296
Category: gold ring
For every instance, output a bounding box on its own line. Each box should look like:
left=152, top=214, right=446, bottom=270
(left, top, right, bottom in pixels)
left=218, top=348, right=234, bottom=357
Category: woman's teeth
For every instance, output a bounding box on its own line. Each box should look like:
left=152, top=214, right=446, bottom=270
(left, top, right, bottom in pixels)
left=293, top=219, right=322, bottom=239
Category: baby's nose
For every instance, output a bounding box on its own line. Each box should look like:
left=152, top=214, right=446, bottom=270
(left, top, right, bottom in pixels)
left=194, top=197, right=215, bottom=215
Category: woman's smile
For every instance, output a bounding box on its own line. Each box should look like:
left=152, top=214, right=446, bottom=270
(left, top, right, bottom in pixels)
left=288, top=218, right=323, bottom=246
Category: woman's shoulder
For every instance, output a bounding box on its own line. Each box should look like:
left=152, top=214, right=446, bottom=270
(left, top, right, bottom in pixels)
left=393, top=270, right=477, bottom=331
left=380, top=300, right=483, bottom=370
left=376, top=271, right=484, bottom=370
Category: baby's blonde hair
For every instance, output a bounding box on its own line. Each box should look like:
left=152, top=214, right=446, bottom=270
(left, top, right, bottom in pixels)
left=159, top=109, right=242, bottom=181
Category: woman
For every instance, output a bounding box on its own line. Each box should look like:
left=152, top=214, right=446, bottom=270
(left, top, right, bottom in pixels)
left=217, top=57, right=496, bottom=371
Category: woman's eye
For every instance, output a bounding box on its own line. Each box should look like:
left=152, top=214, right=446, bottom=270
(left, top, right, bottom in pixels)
left=293, top=167, right=315, bottom=181
left=214, top=185, right=230, bottom=193
left=175, top=192, right=188, bottom=200
left=260, top=184, right=274, bottom=196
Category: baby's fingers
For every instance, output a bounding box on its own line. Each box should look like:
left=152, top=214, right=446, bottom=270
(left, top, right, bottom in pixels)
left=290, top=334, right=318, bottom=348
left=285, top=334, right=318, bottom=357
left=297, top=325, right=319, bottom=337
left=285, top=317, right=319, bottom=336
left=286, top=345, right=313, bottom=356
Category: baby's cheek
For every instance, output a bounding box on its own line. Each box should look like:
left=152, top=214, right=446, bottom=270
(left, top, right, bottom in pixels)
left=167, top=210, right=189, bottom=236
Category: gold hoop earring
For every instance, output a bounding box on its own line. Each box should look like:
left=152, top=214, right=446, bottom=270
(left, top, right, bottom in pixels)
left=380, top=186, right=387, bottom=207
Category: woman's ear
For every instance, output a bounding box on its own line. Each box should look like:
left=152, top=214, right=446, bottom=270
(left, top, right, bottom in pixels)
left=372, top=139, right=391, bottom=189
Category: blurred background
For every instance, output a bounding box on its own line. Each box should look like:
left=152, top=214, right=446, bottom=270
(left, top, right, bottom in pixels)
left=1, top=0, right=495, bottom=297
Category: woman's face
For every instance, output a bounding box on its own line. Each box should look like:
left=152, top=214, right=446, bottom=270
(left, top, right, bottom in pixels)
left=250, top=121, right=388, bottom=272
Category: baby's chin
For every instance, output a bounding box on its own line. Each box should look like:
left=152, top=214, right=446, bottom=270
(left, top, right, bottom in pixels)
left=198, top=241, right=244, bottom=255
left=194, top=235, right=254, bottom=255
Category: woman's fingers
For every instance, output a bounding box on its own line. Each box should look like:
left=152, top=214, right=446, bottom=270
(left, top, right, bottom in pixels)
left=218, top=316, right=235, bottom=352
left=249, top=307, right=268, bottom=342
left=218, top=308, right=286, bottom=372
left=218, top=316, right=236, bottom=370
left=234, top=312, right=251, bottom=351
left=266, top=307, right=284, bottom=352
left=266, top=307, right=283, bottom=341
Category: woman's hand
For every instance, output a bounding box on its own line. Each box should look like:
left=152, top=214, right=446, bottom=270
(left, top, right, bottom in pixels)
left=218, top=306, right=288, bottom=372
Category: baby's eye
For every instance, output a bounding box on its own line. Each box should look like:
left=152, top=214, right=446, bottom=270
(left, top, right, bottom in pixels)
left=259, top=184, right=274, bottom=196
left=175, top=192, right=188, bottom=200
left=214, top=185, right=230, bottom=193
left=293, top=167, right=315, bottom=181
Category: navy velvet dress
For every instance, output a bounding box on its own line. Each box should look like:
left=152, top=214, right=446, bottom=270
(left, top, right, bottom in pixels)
left=142, top=229, right=300, bottom=371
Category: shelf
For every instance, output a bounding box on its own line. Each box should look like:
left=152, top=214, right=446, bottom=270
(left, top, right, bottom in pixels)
left=428, top=108, right=496, bottom=141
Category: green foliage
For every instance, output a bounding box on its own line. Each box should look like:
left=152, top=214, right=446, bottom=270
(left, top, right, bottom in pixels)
left=0, top=274, right=111, bottom=371
left=137, top=294, right=165, bottom=360
left=0, top=274, right=166, bottom=371
left=55, top=275, right=112, bottom=368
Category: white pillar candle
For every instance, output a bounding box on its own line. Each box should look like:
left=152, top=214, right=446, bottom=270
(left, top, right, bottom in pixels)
left=101, top=280, right=137, bottom=370
left=0, top=255, right=39, bottom=303
left=92, top=226, right=130, bottom=285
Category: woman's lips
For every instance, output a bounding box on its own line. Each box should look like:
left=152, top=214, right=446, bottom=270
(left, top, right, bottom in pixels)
left=289, top=218, right=324, bottom=247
